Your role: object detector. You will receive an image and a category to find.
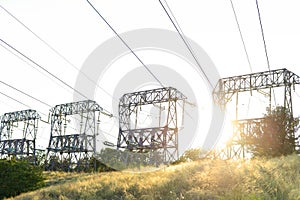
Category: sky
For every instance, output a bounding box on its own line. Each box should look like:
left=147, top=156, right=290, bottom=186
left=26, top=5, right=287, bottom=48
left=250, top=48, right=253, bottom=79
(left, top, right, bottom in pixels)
left=0, top=0, right=300, bottom=151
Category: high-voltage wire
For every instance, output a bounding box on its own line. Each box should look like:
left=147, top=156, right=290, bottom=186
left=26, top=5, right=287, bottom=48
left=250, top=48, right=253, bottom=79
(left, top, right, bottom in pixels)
left=229, top=0, right=252, bottom=73
left=0, top=91, right=30, bottom=109
left=0, top=3, right=183, bottom=120
left=0, top=3, right=162, bottom=117
left=0, top=4, right=161, bottom=123
left=0, top=42, right=75, bottom=97
left=255, top=0, right=271, bottom=71
left=0, top=80, right=52, bottom=108
left=255, top=0, right=276, bottom=106
left=0, top=38, right=117, bottom=116
left=0, top=77, right=49, bottom=117
left=0, top=38, right=90, bottom=102
left=86, top=0, right=164, bottom=88
left=0, top=39, right=123, bottom=144
left=0, top=4, right=116, bottom=105
left=158, top=0, right=214, bottom=89
left=229, top=0, right=253, bottom=116
left=0, top=92, right=49, bottom=118
left=0, top=40, right=113, bottom=117
left=0, top=3, right=192, bottom=147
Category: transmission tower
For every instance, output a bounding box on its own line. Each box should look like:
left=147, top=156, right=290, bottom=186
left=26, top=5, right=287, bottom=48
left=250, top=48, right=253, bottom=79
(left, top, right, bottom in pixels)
left=213, top=68, right=300, bottom=159
left=0, top=109, right=40, bottom=163
left=45, top=100, right=102, bottom=172
left=117, top=87, right=186, bottom=164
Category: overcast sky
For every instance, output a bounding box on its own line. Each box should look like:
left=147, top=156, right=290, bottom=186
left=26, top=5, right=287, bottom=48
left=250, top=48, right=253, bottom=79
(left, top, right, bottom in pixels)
left=0, top=0, right=300, bottom=149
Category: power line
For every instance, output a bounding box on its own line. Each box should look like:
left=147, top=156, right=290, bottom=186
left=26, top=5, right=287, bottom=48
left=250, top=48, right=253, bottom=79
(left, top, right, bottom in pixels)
left=0, top=3, right=183, bottom=120
left=0, top=3, right=163, bottom=117
left=0, top=4, right=161, bottom=121
left=0, top=37, right=150, bottom=120
left=0, top=4, right=116, bottom=105
left=0, top=38, right=90, bottom=102
left=0, top=80, right=52, bottom=108
left=0, top=38, right=113, bottom=117
left=255, top=0, right=270, bottom=71
left=158, top=0, right=214, bottom=89
left=0, top=98, right=16, bottom=110
left=229, top=0, right=253, bottom=116
left=0, top=79, right=113, bottom=140
left=0, top=42, right=116, bottom=141
left=0, top=41, right=113, bottom=117
left=0, top=71, right=50, bottom=117
left=100, top=129, right=118, bottom=140
left=0, top=42, right=75, bottom=96
left=229, top=0, right=252, bottom=73
left=0, top=3, right=186, bottom=143
left=0, top=41, right=81, bottom=118
left=0, top=92, right=49, bottom=118
left=157, top=0, right=209, bottom=122
left=86, top=0, right=164, bottom=88
left=0, top=91, right=30, bottom=109
left=255, top=0, right=276, bottom=106
left=0, top=39, right=133, bottom=141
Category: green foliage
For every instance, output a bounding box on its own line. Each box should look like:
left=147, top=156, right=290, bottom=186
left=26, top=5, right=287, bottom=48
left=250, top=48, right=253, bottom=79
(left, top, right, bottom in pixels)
left=96, top=148, right=164, bottom=170
left=182, top=148, right=205, bottom=161
left=96, top=148, right=127, bottom=170
left=44, top=155, right=115, bottom=173
left=246, top=106, right=299, bottom=157
left=172, top=148, right=205, bottom=164
left=7, top=155, right=300, bottom=200
left=0, top=159, right=44, bottom=199
left=90, top=156, right=116, bottom=173
left=45, top=147, right=162, bottom=173
left=44, top=156, right=73, bottom=172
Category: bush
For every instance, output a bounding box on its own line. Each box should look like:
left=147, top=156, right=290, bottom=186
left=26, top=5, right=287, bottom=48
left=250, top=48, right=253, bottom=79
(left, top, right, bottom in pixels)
left=246, top=106, right=299, bottom=157
left=172, top=148, right=205, bottom=165
left=0, top=159, right=45, bottom=199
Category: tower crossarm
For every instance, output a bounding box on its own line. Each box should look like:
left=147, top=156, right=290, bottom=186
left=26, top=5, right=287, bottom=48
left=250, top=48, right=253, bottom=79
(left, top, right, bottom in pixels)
left=50, top=100, right=103, bottom=116
left=213, top=68, right=300, bottom=107
left=1, top=109, right=40, bottom=123
left=119, top=87, right=187, bottom=107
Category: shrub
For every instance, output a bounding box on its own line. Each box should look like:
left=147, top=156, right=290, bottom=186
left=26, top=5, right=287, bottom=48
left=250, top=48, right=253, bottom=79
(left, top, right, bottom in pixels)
left=0, top=159, right=45, bottom=199
left=172, top=148, right=206, bottom=165
left=246, top=106, right=299, bottom=157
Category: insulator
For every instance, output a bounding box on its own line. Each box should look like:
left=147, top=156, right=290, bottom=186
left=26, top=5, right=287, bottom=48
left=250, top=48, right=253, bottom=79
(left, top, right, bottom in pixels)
left=103, top=141, right=115, bottom=147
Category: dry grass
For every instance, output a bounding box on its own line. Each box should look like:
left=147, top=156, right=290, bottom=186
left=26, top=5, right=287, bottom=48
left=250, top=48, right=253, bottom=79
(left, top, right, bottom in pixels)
left=7, top=155, right=300, bottom=200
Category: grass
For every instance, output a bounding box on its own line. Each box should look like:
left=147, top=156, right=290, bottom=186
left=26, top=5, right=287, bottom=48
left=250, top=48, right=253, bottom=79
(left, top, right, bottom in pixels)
left=7, top=154, right=300, bottom=200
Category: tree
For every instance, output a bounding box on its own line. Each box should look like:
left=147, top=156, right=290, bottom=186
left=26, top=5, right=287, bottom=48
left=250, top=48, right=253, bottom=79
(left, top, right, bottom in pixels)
left=0, top=159, right=44, bottom=199
left=96, top=148, right=165, bottom=170
left=172, top=148, right=206, bottom=164
left=246, top=106, right=299, bottom=157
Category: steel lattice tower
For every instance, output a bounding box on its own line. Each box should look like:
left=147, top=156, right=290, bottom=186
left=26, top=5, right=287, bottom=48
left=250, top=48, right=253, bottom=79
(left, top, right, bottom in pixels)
left=0, top=109, right=40, bottom=163
left=213, top=68, right=300, bottom=159
left=45, top=100, right=103, bottom=172
left=117, top=87, right=187, bottom=164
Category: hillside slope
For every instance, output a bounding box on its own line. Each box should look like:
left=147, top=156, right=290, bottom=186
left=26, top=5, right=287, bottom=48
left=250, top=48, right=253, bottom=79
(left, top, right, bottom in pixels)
left=9, top=155, right=300, bottom=200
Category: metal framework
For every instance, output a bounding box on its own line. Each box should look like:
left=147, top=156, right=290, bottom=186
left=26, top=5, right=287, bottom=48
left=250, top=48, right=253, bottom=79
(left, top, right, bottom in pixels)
left=213, top=68, right=300, bottom=112
left=45, top=100, right=102, bottom=171
left=213, top=68, right=300, bottom=159
left=212, top=118, right=264, bottom=159
left=117, top=87, right=186, bottom=164
left=0, top=109, right=40, bottom=162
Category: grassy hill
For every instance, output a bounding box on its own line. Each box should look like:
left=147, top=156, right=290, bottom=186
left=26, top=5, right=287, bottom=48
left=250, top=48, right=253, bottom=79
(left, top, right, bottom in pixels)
left=7, top=155, right=300, bottom=200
